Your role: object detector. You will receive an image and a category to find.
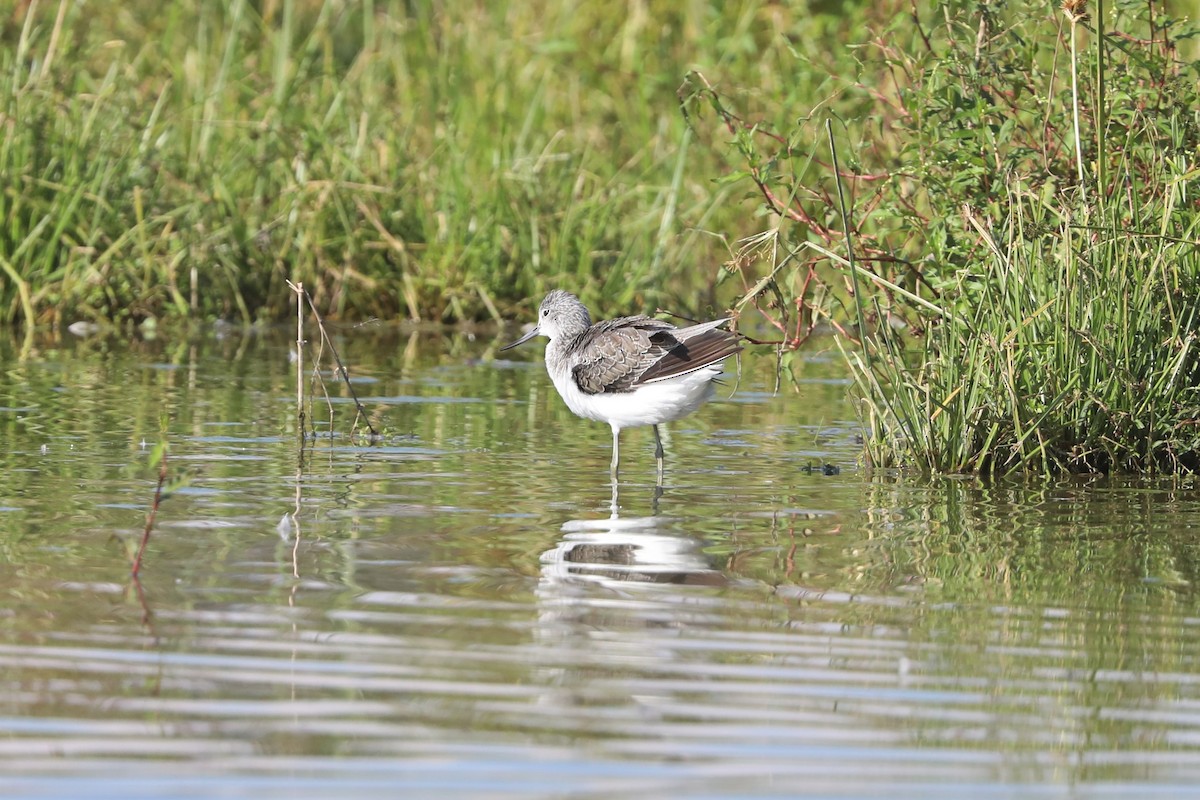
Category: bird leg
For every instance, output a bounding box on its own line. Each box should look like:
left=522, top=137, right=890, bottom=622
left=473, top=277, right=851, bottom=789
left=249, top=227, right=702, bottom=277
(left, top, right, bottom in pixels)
left=653, top=424, right=664, bottom=482
left=610, top=427, right=621, bottom=479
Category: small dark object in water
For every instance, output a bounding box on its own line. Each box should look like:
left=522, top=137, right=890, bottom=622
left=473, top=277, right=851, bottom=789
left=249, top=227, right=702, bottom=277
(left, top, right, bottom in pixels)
left=803, top=462, right=840, bottom=476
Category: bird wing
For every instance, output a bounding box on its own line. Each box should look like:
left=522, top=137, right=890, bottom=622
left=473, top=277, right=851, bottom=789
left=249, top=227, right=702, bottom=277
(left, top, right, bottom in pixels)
left=570, top=316, right=670, bottom=394
left=637, top=318, right=743, bottom=385
left=571, top=316, right=742, bottom=395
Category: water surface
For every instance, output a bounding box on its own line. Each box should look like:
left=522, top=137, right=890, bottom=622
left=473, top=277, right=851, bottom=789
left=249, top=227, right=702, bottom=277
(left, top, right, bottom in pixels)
left=1, top=327, right=1199, bottom=798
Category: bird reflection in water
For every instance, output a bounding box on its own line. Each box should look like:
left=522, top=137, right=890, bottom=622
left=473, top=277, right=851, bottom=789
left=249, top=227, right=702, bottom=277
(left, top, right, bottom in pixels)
left=539, top=481, right=725, bottom=588
left=532, top=483, right=726, bottom=720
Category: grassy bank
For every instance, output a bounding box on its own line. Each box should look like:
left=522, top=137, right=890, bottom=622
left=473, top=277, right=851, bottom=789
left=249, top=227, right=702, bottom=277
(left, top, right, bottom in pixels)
left=1, top=0, right=883, bottom=328
left=690, top=1, right=1200, bottom=473
left=853, top=1, right=1200, bottom=474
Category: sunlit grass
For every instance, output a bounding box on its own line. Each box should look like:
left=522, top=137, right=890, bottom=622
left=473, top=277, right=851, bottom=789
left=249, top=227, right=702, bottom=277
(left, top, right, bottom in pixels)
left=850, top=186, right=1200, bottom=474
left=0, top=0, right=878, bottom=327
left=843, top=1, right=1200, bottom=474
left=685, top=0, right=1200, bottom=474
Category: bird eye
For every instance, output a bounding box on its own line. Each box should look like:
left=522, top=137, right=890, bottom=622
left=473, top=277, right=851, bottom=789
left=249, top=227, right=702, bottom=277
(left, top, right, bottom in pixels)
left=541, top=309, right=549, bottom=317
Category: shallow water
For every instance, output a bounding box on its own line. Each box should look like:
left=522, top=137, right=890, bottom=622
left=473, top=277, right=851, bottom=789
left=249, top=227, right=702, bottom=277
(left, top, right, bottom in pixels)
left=2, top=326, right=1200, bottom=798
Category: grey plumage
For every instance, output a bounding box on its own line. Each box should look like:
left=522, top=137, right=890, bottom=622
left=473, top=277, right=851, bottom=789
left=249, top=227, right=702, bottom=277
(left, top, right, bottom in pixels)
left=571, top=316, right=741, bottom=395
left=501, top=289, right=742, bottom=478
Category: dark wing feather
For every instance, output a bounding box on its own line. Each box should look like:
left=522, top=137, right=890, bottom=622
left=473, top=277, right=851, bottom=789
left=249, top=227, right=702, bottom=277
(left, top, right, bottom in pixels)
left=571, top=316, right=742, bottom=395
left=637, top=322, right=743, bottom=384
left=571, top=316, right=670, bottom=394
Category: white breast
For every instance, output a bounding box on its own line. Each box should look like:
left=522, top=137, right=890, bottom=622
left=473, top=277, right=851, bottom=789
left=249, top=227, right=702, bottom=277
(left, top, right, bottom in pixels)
left=548, top=363, right=722, bottom=431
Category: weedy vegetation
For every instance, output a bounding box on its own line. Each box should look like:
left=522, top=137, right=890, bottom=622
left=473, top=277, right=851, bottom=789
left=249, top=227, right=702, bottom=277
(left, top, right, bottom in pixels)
left=685, top=0, right=1200, bottom=474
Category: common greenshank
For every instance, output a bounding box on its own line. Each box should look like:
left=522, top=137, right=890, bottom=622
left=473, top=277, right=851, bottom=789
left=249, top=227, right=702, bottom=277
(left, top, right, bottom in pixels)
left=501, top=290, right=741, bottom=478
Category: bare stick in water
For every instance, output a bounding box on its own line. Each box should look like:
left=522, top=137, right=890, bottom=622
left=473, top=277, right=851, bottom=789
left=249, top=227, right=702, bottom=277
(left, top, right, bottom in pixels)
left=286, top=280, right=379, bottom=438
left=291, top=281, right=307, bottom=442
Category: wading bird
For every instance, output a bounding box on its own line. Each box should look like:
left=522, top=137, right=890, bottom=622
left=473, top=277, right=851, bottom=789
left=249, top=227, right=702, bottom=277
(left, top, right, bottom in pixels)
left=501, top=290, right=741, bottom=479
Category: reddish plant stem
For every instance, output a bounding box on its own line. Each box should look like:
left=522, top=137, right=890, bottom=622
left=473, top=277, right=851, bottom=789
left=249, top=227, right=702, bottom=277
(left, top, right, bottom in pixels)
left=131, top=451, right=167, bottom=577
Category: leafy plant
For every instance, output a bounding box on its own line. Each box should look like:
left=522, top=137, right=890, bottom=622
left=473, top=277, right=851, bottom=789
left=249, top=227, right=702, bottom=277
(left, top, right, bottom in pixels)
left=687, top=0, right=1200, bottom=474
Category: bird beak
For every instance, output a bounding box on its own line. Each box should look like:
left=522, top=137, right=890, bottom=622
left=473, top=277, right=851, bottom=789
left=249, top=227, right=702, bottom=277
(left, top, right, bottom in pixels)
left=499, top=325, right=540, bottom=351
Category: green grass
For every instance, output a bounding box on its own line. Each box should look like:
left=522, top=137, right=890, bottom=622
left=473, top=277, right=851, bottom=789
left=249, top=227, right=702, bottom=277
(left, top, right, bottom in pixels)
left=690, top=0, right=1200, bottom=474
left=845, top=1, right=1200, bottom=474
left=0, top=0, right=882, bottom=328
left=849, top=187, right=1200, bottom=473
